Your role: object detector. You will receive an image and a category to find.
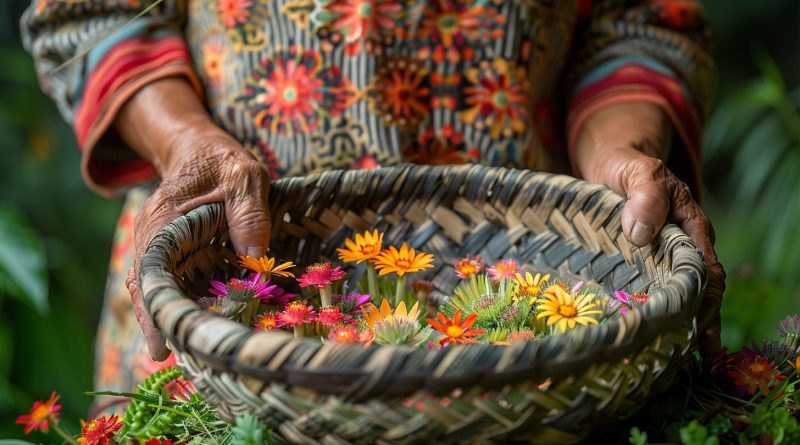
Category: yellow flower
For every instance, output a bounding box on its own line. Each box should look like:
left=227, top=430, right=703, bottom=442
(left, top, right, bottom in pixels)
left=372, top=243, right=434, bottom=277
left=536, top=286, right=602, bottom=333
left=515, top=272, right=550, bottom=302
left=337, top=229, right=384, bottom=264
left=239, top=255, right=295, bottom=278
left=361, top=299, right=420, bottom=329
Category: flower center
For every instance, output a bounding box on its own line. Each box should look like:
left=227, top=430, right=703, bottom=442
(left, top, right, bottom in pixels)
left=395, top=258, right=412, bottom=269
left=360, top=244, right=379, bottom=255
left=282, top=86, right=299, bottom=104
left=558, top=304, right=577, bottom=318
left=357, top=1, right=373, bottom=17
left=523, top=285, right=539, bottom=295
left=492, top=91, right=509, bottom=108
left=749, top=360, right=768, bottom=373
left=446, top=325, right=464, bottom=338
left=31, top=405, right=49, bottom=421
left=437, top=14, right=458, bottom=32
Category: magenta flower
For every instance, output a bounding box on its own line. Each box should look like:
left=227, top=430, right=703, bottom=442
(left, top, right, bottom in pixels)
left=332, top=292, right=372, bottom=313
left=297, top=262, right=347, bottom=288
left=209, top=274, right=281, bottom=303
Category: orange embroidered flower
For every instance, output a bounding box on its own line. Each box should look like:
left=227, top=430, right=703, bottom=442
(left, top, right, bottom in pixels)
left=337, top=229, right=384, bottom=263
left=77, top=415, right=124, bottom=445
left=373, top=243, right=434, bottom=277
left=427, top=310, right=484, bottom=345
left=239, top=255, right=296, bottom=278
left=16, top=392, right=61, bottom=434
left=218, top=0, right=252, bottom=28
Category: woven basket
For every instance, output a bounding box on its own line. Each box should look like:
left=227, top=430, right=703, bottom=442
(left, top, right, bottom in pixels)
left=140, top=164, right=706, bottom=444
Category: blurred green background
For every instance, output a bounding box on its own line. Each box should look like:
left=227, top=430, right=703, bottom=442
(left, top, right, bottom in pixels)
left=0, top=0, right=797, bottom=441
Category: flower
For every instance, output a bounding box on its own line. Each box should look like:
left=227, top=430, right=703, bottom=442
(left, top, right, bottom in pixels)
left=726, top=348, right=785, bottom=396
left=362, top=299, right=421, bottom=329
left=316, top=0, right=402, bottom=55
left=460, top=59, right=529, bottom=138
left=487, top=259, right=519, bottom=282
left=254, top=312, right=280, bottom=331
left=373, top=242, right=434, bottom=277
left=145, top=439, right=176, bottom=445
left=317, top=306, right=346, bottom=326
left=202, top=40, right=227, bottom=87
left=164, top=375, right=197, bottom=402
left=372, top=317, right=430, bottom=345
left=453, top=254, right=484, bottom=279
left=508, top=331, right=535, bottom=343
left=16, top=392, right=61, bottom=434
left=536, top=286, right=602, bottom=333
left=239, top=255, right=296, bottom=277
left=514, top=272, right=550, bottom=301
left=777, top=315, right=800, bottom=337
left=337, top=229, right=384, bottom=263
left=218, top=0, right=252, bottom=28
left=328, top=324, right=361, bottom=344
left=427, top=310, right=485, bottom=345
left=208, top=275, right=280, bottom=303
left=332, top=292, right=372, bottom=313
left=277, top=301, right=316, bottom=327
left=297, top=262, right=347, bottom=288
left=366, top=58, right=430, bottom=130
left=77, top=415, right=124, bottom=445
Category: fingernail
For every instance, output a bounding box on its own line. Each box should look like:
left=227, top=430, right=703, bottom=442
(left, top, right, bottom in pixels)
left=631, top=222, right=654, bottom=247
left=246, top=246, right=265, bottom=258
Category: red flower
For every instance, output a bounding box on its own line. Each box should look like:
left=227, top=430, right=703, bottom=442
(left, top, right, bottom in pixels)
left=452, top=254, right=484, bottom=279
left=297, top=262, right=347, bottom=288
left=328, top=324, right=361, bottom=344
left=278, top=301, right=316, bottom=327
left=316, top=306, right=346, bottom=326
left=16, top=392, right=61, bottom=434
left=77, top=415, right=124, bottom=445
left=218, top=0, right=252, bottom=28
left=367, top=58, right=430, bottom=130
left=427, top=310, right=485, bottom=345
left=726, top=348, right=785, bottom=397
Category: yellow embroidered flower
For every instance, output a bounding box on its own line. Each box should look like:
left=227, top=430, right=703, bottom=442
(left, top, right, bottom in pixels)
left=361, top=299, right=420, bottom=330
left=372, top=243, right=434, bottom=277
left=515, top=272, right=550, bottom=302
left=239, top=255, right=296, bottom=278
left=536, top=286, right=602, bottom=333
left=337, top=229, right=384, bottom=264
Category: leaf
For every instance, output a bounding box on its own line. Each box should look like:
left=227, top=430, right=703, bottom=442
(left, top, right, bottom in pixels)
left=0, top=204, right=47, bottom=313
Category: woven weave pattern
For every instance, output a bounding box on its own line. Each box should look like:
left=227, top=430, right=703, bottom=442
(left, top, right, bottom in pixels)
left=140, top=165, right=706, bottom=444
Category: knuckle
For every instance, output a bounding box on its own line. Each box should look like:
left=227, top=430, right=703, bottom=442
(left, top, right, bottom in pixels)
left=632, top=157, right=667, bottom=181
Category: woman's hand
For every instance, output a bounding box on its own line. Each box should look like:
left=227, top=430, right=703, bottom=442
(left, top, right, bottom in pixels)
left=571, top=102, right=726, bottom=359
left=115, top=78, right=271, bottom=360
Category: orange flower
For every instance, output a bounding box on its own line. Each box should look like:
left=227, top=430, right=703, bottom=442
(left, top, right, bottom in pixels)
left=328, top=324, right=361, bottom=344
left=453, top=255, right=484, bottom=279
left=16, top=392, right=61, bottom=434
left=337, top=229, right=384, bottom=263
left=254, top=312, right=279, bottom=331
left=77, top=415, right=124, bottom=445
left=238, top=255, right=296, bottom=278
left=373, top=243, right=434, bottom=277
left=427, top=310, right=485, bottom=345
left=361, top=299, right=420, bottom=329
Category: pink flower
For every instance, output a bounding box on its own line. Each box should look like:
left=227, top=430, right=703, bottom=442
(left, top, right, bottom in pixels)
left=316, top=306, right=346, bottom=326
left=328, top=324, right=361, bottom=344
left=486, top=259, right=519, bottom=282
left=297, top=262, right=347, bottom=288
left=332, top=292, right=372, bottom=313
left=208, top=274, right=280, bottom=303
left=452, top=254, right=484, bottom=279
left=277, top=301, right=316, bottom=327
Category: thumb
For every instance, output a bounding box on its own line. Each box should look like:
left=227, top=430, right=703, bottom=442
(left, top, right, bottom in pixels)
left=620, top=159, right=671, bottom=247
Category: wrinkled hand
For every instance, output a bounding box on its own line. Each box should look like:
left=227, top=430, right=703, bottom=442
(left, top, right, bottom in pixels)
left=572, top=103, right=726, bottom=359
left=115, top=78, right=272, bottom=360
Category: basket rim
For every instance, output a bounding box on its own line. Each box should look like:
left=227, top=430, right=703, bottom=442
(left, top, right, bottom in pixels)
left=139, top=164, right=706, bottom=397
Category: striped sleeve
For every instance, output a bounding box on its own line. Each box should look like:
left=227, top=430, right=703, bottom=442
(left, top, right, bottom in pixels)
left=20, top=1, right=202, bottom=198
left=566, top=0, right=715, bottom=198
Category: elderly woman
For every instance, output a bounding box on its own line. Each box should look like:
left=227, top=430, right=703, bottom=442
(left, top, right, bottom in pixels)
left=22, top=0, right=724, bottom=407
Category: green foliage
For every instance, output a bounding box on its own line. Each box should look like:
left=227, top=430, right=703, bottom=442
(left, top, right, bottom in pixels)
left=0, top=204, right=47, bottom=313
left=679, top=421, right=719, bottom=445
left=744, top=403, right=800, bottom=445
left=628, top=427, right=648, bottom=445
left=231, top=414, right=273, bottom=445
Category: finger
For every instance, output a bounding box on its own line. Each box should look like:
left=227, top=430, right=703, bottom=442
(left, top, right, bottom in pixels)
left=620, top=158, right=671, bottom=247
left=126, top=268, right=170, bottom=361
left=222, top=163, right=272, bottom=257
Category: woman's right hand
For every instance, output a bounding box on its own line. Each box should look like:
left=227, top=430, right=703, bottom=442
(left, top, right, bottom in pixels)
left=115, top=78, right=272, bottom=360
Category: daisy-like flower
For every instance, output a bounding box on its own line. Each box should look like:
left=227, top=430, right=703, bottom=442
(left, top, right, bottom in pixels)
left=372, top=317, right=430, bottom=346
left=328, top=324, right=361, bottom=344
left=332, top=292, right=372, bottom=313
left=337, top=229, right=384, bottom=263
left=361, top=299, right=420, bottom=329
left=453, top=254, right=484, bottom=279
left=373, top=243, right=434, bottom=277
left=726, top=348, right=785, bottom=396
left=427, top=310, right=485, bottom=345
left=777, top=314, right=800, bottom=337
left=16, top=392, right=61, bottom=434
left=536, top=286, right=602, bottom=333
left=515, top=272, right=550, bottom=302
left=316, top=306, right=346, bottom=326
left=77, top=415, right=124, bottom=445
left=487, top=259, right=519, bottom=282
left=277, top=301, right=316, bottom=327
left=238, top=255, right=296, bottom=278
left=297, top=262, right=347, bottom=288
left=208, top=275, right=279, bottom=303
left=254, top=312, right=280, bottom=331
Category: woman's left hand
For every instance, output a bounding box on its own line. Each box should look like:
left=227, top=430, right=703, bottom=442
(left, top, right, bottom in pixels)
left=571, top=102, right=726, bottom=359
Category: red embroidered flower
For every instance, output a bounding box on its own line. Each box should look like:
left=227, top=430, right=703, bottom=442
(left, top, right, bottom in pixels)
left=218, top=0, right=252, bottom=28
left=367, top=58, right=430, bottom=130
left=318, top=0, right=403, bottom=55
left=461, top=59, right=530, bottom=138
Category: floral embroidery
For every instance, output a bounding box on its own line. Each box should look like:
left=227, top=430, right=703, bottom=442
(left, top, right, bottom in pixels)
left=218, top=0, right=252, bottom=28
left=201, top=40, right=228, bottom=87
left=461, top=59, right=530, bottom=138
left=404, top=125, right=474, bottom=164
left=314, top=0, right=403, bottom=55
left=404, top=0, right=506, bottom=63
left=216, top=0, right=270, bottom=49
left=240, top=46, right=359, bottom=135
left=282, top=0, right=315, bottom=29
left=367, top=58, right=431, bottom=130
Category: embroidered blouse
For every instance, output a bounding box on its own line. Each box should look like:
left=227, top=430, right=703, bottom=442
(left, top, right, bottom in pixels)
left=21, top=0, right=714, bottom=197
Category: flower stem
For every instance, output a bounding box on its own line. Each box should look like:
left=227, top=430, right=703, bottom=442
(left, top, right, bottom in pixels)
left=51, top=421, right=79, bottom=445
left=394, top=275, right=407, bottom=306
left=320, top=286, right=333, bottom=307
left=241, top=299, right=260, bottom=327
left=367, top=263, right=380, bottom=300
left=294, top=324, right=303, bottom=338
